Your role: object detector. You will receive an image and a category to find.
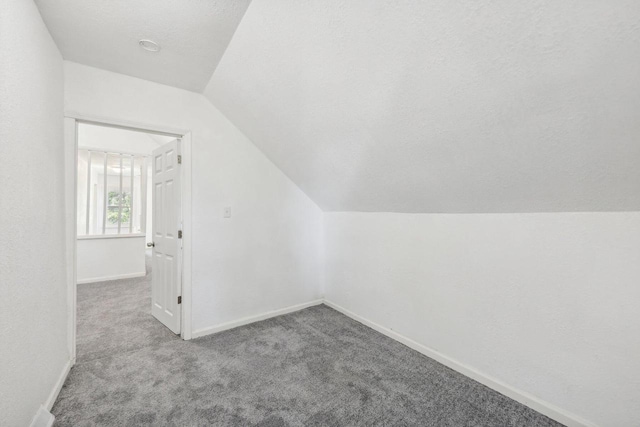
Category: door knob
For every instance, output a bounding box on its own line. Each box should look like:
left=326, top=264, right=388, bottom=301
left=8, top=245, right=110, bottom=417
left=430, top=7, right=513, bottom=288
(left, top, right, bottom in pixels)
left=147, top=242, right=155, bottom=247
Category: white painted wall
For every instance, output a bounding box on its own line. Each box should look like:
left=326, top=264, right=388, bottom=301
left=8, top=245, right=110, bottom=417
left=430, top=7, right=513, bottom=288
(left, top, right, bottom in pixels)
left=324, top=211, right=640, bottom=427
left=0, top=1, right=68, bottom=426
left=64, top=62, right=324, bottom=332
left=77, top=237, right=146, bottom=283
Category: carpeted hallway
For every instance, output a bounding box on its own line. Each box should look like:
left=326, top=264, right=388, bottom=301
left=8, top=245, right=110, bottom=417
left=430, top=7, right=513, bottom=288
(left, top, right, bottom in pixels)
left=73, top=255, right=179, bottom=364
left=53, top=263, right=562, bottom=426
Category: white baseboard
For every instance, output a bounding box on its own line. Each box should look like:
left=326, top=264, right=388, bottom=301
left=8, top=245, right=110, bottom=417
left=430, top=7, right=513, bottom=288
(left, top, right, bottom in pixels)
left=30, top=357, right=74, bottom=427
left=77, top=272, right=146, bottom=284
left=323, top=300, right=597, bottom=427
left=29, top=406, right=54, bottom=427
left=191, top=299, right=324, bottom=339
left=152, top=297, right=595, bottom=426
left=45, top=357, right=73, bottom=410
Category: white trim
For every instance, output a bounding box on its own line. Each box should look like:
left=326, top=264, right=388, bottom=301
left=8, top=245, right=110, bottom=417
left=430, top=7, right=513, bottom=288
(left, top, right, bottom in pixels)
left=101, top=151, right=108, bottom=234
left=46, top=357, right=73, bottom=410
left=85, top=151, right=91, bottom=235
left=29, top=406, right=54, bottom=427
left=64, top=115, right=193, bottom=357
left=180, top=133, right=193, bottom=340
left=65, top=111, right=188, bottom=137
left=63, top=118, right=77, bottom=361
left=77, top=233, right=145, bottom=240
left=323, top=300, right=598, bottom=427
left=30, top=356, right=74, bottom=427
left=191, top=300, right=324, bottom=339
left=79, top=145, right=153, bottom=158
left=117, top=154, right=123, bottom=233
left=129, top=153, right=135, bottom=234
left=77, top=272, right=146, bottom=284
left=141, top=157, right=148, bottom=236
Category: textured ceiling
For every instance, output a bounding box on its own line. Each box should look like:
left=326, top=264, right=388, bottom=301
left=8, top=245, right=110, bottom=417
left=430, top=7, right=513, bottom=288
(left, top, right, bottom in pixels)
left=35, top=0, right=251, bottom=92
left=206, top=0, right=640, bottom=213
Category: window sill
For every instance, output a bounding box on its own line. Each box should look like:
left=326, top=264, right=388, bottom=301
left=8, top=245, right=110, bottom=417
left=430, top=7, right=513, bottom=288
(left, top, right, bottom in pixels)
left=77, top=233, right=146, bottom=240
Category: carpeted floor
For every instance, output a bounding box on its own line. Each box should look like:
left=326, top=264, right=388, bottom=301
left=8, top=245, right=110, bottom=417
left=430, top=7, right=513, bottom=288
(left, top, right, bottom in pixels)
left=53, top=261, right=563, bottom=426
left=73, top=255, right=179, bottom=364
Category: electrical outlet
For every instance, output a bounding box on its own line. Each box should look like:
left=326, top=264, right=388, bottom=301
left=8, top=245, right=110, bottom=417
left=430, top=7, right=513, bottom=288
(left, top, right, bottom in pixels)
left=223, top=207, right=231, bottom=218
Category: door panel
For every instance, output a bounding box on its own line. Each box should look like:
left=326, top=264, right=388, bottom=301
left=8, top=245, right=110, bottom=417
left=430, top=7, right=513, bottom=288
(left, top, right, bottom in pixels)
left=151, top=138, right=181, bottom=334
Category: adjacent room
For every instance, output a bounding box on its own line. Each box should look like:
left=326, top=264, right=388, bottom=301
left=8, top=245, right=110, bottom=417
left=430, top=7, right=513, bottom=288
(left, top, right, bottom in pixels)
left=75, top=123, right=181, bottom=361
left=2, top=1, right=639, bottom=426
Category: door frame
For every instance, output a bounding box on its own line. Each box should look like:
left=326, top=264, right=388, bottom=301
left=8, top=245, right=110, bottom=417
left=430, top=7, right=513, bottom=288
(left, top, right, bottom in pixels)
left=64, top=113, right=193, bottom=364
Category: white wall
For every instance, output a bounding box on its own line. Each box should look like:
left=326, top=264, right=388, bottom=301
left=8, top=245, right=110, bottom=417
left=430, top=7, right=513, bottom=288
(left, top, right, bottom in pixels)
left=77, top=237, right=146, bottom=283
left=0, top=1, right=68, bottom=426
left=324, top=211, right=640, bottom=427
left=64, top=62, right=324, bottom=332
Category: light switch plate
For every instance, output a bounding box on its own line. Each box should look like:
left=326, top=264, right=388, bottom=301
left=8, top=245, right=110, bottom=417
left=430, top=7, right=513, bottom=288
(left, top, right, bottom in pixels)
left=223, top=207, right=231, bottom=218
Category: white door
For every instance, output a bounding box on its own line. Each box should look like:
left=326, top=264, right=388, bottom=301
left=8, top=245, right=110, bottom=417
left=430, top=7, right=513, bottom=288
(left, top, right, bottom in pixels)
left=150, top=138, right=182, bottom=334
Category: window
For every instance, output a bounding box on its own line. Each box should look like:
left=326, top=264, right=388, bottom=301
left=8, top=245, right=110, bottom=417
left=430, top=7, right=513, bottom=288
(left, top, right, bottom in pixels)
left=77, top=150, right=148, bottom=236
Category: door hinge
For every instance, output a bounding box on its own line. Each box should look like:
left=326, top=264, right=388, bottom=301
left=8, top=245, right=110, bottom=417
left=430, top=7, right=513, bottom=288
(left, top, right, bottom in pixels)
left=177, top=155, right=182, bottom=164
left=178, top=296, right=182, bottom=304
left=178, top=230, right=183, bottom=239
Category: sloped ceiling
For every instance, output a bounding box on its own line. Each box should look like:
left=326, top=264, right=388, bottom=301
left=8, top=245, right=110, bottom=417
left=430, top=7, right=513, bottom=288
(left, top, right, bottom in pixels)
left=35, top=0, right=251, bottom=92
left=205, top=0, right=640, bottom=213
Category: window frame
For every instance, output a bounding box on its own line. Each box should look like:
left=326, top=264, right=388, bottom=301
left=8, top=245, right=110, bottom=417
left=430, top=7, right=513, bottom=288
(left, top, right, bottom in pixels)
left=77, top=147, right=150, bottom=238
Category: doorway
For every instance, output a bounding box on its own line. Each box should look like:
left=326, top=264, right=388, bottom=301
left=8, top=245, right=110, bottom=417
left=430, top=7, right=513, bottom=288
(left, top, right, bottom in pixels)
left=64, top=116, right=192, bottom=364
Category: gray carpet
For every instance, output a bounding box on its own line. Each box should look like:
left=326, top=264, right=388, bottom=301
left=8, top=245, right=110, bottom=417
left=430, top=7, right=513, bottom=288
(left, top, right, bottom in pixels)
left=74, top=253, right=179, bottom=364
left=53, top=263, right=562, bottom=426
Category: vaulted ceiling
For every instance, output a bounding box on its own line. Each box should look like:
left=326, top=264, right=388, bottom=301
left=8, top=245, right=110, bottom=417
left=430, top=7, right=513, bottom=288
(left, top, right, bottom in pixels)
left=205, top=0, right=640, bottom=213
left=37, top=0, right=640, bottom=212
